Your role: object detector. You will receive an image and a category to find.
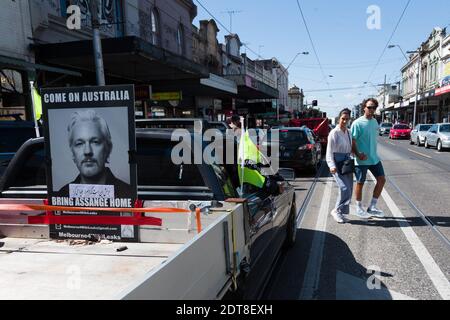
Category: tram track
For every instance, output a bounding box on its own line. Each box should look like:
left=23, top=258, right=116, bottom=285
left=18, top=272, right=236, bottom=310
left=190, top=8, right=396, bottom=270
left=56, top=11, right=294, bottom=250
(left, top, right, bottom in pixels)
left=386, top=176, right=450, bottom=251
left=260, top=160, right=326, bottom=299
left=379, top=138, right=450, bottom=250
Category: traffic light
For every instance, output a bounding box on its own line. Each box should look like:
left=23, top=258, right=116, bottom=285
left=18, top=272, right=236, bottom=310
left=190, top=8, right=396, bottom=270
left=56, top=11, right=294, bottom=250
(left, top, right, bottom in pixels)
left=312, top=100, right=318, bottom=107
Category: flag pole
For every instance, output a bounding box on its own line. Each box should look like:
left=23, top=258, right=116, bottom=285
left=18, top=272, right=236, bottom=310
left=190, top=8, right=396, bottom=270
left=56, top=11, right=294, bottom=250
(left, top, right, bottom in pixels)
left=29, top=81, right=40, bottom=138
left=239, top=116, right=245, bottom=197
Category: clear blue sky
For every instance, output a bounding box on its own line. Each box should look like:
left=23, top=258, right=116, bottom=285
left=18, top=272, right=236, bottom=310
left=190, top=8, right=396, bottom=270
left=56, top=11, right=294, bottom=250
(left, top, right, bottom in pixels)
left=193, top=0, right=450, bottom=117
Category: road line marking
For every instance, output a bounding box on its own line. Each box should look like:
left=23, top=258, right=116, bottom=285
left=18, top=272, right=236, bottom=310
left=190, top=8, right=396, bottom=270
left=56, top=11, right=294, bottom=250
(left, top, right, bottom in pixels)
left=299, top=181, right=332, bottom=300
left=388, top=142, right=396, bottom=146
left=368, top=172, right=450, bottom=300
left=407, top=148, right=432, bottom=159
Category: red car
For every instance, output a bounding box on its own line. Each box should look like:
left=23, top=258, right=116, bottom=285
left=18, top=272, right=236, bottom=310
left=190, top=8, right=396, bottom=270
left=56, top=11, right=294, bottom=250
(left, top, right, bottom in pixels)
left=389, top=124, right=411, bottom=139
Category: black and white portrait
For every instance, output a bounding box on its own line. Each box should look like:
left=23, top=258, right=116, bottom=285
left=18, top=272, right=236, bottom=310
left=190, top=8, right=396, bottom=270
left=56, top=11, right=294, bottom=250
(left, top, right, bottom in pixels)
left=49, top=107, right=131, bottom=198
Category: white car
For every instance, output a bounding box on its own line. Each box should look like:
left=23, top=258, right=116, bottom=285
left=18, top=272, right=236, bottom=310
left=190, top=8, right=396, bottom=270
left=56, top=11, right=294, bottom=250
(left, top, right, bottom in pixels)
left=424, top=123, right=450, bottom=152
left=410, top=124, right=432, bottom=146
left=379, top=122, right=393, bottom=136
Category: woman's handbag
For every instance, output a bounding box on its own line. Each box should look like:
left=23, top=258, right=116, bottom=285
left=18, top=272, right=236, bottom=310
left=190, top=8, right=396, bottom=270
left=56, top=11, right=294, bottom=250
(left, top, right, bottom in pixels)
left=337, top=159, right=355, bottom=175
left=336, top=131, right=354, bottom=175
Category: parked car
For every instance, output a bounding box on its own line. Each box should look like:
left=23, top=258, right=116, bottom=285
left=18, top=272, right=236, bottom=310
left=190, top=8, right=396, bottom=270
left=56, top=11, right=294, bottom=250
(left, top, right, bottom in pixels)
left=389, top=124, right=411, bottom=140
left=424, top=123, right=450, bottom=152
left=410, top=124, right=432, bottom=146
left=379, top=122, right=393, bottom=136
left=267, top=127, right=321, bottom=175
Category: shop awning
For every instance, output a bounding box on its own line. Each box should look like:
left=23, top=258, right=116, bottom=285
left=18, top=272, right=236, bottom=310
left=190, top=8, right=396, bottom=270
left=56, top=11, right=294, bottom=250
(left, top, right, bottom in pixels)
left=224, top=75, right=279, bottom=99
left=33, top=36, right=209, bottom=82
left=152, top=73, right=237, bottom=98
left=436, top=84, right=450, bottom=96
left=0, top=54, right=82, bottom=77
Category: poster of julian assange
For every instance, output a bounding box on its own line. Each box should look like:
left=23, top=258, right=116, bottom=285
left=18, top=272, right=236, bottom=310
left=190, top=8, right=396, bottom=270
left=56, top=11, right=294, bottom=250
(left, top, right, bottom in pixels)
left=42, top=85, right=137, bottom=242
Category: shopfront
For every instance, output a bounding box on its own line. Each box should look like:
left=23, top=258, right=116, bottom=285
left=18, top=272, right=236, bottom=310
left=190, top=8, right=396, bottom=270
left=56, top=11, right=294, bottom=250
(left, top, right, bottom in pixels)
left=1, top=54, right=81, bottom=121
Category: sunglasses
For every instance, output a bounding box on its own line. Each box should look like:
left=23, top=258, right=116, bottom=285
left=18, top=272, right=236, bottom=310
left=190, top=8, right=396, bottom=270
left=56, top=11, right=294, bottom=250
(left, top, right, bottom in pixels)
left=366, top=106, right=376, bottom=110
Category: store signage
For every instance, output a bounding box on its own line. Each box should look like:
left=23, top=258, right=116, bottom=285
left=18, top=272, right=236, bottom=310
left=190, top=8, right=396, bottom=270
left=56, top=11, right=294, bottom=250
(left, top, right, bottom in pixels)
left=152, top=91, right=182, bottom=101
left=135, top=85, right=152, bottom=100
left=245, top=76, right=258, bottom=89
left=435, top=85, right=450, bottom=97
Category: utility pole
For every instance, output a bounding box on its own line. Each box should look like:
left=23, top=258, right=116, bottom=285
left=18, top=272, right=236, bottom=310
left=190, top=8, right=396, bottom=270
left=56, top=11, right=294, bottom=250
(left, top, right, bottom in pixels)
left=382, top=74, right=386, bottom=122
left=221, top=10, right=242, bottom=33
left=413, top=51, right=422, bottom=128
left=90, top=0, right=105, bottom=86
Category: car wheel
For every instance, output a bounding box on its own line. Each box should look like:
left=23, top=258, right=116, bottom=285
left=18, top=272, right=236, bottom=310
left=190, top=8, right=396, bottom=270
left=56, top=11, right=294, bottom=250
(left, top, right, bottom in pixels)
left=437, top=140, right=442, bottom=152
left=425, top=139, right=430, bottom=149
left=284, top=199, right=297, bottom=249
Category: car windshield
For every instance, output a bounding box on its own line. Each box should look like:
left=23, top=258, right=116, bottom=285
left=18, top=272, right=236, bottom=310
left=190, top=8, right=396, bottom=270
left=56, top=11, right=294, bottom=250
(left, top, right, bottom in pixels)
left=440, top=125, right=450, bottom=133
left=393, top=124, right=409, bottom=129
left=419, top=125, right=432, bottom=131
left=381, top=123, right=392, bottom=128
left=271, top=130, right=309, bottom=145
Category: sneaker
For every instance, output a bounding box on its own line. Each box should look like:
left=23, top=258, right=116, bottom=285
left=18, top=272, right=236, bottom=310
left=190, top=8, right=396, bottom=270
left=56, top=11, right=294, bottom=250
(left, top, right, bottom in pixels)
left=353, top=206, right=371, bottom=219
left=367, top=206, right=385, bottom=218
left=330, top=209, right=345, bottom=224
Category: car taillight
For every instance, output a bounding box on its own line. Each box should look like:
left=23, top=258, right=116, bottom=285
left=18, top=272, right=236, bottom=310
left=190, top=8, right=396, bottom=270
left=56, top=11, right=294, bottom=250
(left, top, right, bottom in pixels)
left=299, top=144, right=314, bottom=151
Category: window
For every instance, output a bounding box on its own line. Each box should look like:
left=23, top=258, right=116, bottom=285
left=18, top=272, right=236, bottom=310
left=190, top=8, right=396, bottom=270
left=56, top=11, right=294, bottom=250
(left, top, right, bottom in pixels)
left=151, top=8, right=159, bottom=45
left=177, top=24, right=185, bottom=55
left=393, top=124, right=409, bottom=130
left=271, top=130, right=309, bottom=145
left=136, top=139, right=205, bottom=187
left=419, top=125, right=432, bottom=131
left=211, top=164, right=237, bottom=198
left=439, top=125, right=450, bottom=133
left=8, top=144, right=46, bottom=188
left=0, top=126, right=36, bottom=153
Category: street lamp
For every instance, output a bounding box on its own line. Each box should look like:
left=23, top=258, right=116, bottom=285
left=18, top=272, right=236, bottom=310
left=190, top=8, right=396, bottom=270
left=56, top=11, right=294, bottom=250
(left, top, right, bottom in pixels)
left=407, top=49, right=422, bottom=128
left=388, top=44, right=409, bottom=62
left=277, top=51, right=309, bottom=121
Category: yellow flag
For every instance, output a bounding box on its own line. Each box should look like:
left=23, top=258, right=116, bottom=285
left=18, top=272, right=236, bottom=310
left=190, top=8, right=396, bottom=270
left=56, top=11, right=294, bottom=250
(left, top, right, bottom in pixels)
left=32, top=87, right=42, bottom=120
left=238, top=130, right=265, bottom=188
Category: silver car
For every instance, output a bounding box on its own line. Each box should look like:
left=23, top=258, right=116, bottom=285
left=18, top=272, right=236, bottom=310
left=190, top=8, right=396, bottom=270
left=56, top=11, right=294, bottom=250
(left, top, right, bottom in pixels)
left=410, top=124, right=432, bottom=146
left=424, top=123, right=450, bottom=152
left=379, top=122, right=393, bottom=136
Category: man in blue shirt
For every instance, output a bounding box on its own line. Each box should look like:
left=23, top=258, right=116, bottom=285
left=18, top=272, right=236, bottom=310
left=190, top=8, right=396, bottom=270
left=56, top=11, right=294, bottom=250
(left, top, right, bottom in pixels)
left=351, top=98, right=386, bottom=219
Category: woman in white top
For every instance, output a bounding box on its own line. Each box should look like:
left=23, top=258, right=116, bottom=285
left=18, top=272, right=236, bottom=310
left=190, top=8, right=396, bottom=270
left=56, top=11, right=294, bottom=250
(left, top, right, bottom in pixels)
left=326, top=108, right=353, bottom=223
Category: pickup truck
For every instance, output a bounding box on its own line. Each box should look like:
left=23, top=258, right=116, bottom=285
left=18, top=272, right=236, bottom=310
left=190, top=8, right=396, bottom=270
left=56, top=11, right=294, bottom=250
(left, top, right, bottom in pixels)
left=0, top=128, right=297, bottom=300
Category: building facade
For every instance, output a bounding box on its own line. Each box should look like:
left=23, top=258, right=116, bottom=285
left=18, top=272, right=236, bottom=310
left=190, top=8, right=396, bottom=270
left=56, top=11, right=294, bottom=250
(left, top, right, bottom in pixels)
left=391, top=27, right=450, bottom=125
left=0, top=1, right=35, bottom=119
left=288, top=85, right=304, bottom=113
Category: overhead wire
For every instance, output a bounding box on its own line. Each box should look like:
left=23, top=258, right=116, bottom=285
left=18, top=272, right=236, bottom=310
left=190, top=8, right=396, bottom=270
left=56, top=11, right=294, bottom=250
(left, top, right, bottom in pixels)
left=295, top=0, right=331, bottom=89
left=366, top=0, right=412, bottom=82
